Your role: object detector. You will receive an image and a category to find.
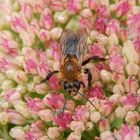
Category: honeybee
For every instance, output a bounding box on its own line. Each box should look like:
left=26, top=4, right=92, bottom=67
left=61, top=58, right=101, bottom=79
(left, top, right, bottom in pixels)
left=39, top=28, right=106, bottom=109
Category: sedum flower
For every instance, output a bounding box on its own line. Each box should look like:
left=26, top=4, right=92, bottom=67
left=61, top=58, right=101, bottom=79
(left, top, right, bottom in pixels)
left=47, top=127, right=61, bottom=139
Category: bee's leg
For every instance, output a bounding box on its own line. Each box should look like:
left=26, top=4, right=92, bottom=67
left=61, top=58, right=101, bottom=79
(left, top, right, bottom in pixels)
left=84, top=68, right=92, bottom=91
left=37, top=70, right=59, bottom=84
left=61, top=97, right=67, bottom=113
left=82, top=56, right=107, bottom=66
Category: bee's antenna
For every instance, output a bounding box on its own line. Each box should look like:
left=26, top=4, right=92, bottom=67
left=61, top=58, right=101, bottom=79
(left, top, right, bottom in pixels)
left=78, top=92, right=96, bottom=108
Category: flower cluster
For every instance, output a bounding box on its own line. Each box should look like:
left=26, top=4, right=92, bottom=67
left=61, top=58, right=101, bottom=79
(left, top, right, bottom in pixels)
left=0, top=0, right=140, bottom=140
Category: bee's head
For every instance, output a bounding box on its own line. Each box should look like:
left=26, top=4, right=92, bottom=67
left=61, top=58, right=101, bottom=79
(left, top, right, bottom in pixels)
left=63, top=80, right=81, bottom=93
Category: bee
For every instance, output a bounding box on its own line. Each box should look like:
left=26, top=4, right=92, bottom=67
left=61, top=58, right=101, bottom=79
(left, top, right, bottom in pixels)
left=38, top=28, right=107, bottom=110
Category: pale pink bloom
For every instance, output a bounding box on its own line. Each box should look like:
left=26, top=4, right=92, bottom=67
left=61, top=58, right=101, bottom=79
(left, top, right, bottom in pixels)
left=3, top=89, right=21, bottom=104
left=67, top=132, right=81, bottom=140
left=87, top=0, right=96, bottom=9
left=30, top=19, right=40, bottom=35
left=124, top=77, right=138, bottom=93
left=39, top=109, right=53, bottom=122
left=88, top=85, right=105, bottom=99
left=108, top=45, right=121, bottom=55
left=112, top=72, right=125, bottom=84
left=9, top=127, right=26, bottom=140
left=121, top=93, right=138, bottom=111
left=32, top=0, right=48, bottom=13
left=25, top=120, right=45, bottom=139
left=24, top=59, right=38, bottom=74
left=90, top=111, right=101, bottom=123
left=80, top=17, right=93, bottom=30
left=90, top=43, right=106, bottom=57
left=0, top=112, right=9, bottom=125
left=37, top=61, right=49, bottom=78
left=115, top=106, right=126, bottom=118
left=94, top=17, right=108, bottom=33
left=11, top=13, right=28, bottom=33
left=100, top=131, right=115, bottom=140
left=106, top=19, right=120, bottom=35
left=39, top=29, right=51, bottom=42
left=35, top=83, right=48, bottom=95
left=96, top=5, right=110, bottom=18
left=66, top=100, right=75, bottom=111
left=99, top=100, right=113, bottom=116
left=20, top=4, right=33, bottom=20
left=73, top=106, right=89, bottom=122
left=125, top=111, right=140, bottom=125
left=113, top=84, right=125, bottom=95
left=50, top=27, right=63, bottom=40
left=26, top=98, right=46, bottom=112
left=48, top=75, right=60, bottom=91
left=47, top=127, right=61, bottom=139
left=98, top=118, right=110, bottom=132
left=0, top=32, right=19, bottom=56
left=65, top=0, right=81, bottom=14
left=6, top=109, right=26, bottom=125
left=44, top=93, right=64, bottom=109
left=0, top=58, right=12, bottom=72
left=109, top=52, right=125, bottom=73
left=49, top=0, right=64, bottom=11
left=114, top=124, right=140, bottom=140
left=40, top=8, right=54, bottom=30
left=81, top=9, right=92, bottom=18
left=116, top=0, right=131, bottom=16
left=53, top=112, right=72, bottom=129
left=85, top=121, right=93, bottom=131
left=70, top=121, right=85, bottom=132
left=14, top=70, right=28, bottom=84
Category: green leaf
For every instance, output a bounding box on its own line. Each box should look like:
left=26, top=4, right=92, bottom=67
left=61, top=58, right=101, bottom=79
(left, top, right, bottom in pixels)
left=111, top=117, right=124, bottom=130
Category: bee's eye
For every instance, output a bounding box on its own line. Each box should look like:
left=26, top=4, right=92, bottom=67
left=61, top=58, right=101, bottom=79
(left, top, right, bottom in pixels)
left=73, top=81, right=80, bottom=90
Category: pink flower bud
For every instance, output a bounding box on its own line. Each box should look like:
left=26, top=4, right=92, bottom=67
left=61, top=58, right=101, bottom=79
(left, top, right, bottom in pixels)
left=38, top=29, right=51, bottom=42
left=124, top=77, right=138, bottom=93
left=73, top=106, right=89, bottom=122
left=106, top=19, right=120, bottom=35
left=99, top=118, right=110, bottom=132
left=35, top=83, right=48, bottom=95
left=99, top=100, right=113, bottom=116
left=9, top=126, right=26, bottom=140
left=112, top=72, right=125, bottom=84
left=6, top=109, right=26, bottom=125
left=40, top=8, right=54, bottom=30
left=47, top=127, right=61, bottom=139
left=1, top=79, right=15, bottom=91
left=54, top=11, right=69, bottom=24
left=13, top=101, right=31, bottom=119
left=49, top=0, right=64, bottom=11
left=53, top=112, right=72, bottom=129
left=3, top=89, right=21, bottom=104
left=114, top=124, right=140, bottom=140
left=113, top=84, right=125, bottom=94
left=100, top=131, right=115, bottom=140
left=50, top=27, right=63, bottom=40
left=81, top=9, right=92, bottom=18
left=121, top=93, right=138, bottom=111
left=109, top=52, right=125, bottom=73
left=65, top=0, right=82, bottom=14
left=39, top=109, right=53, bottom=122
left=123, top=40, right=139, bottom=64
left=85, top=121, right=93, bottom=131
left=67, top=132, right=81, bottom=140
left=66, top=100, right=75, bottom=111
left=100, top=70, right=112, bottom=82
left=0, top=112, right=9, bottom=125
left=44, top=93, right=64, bottom=110
left=125, top=111, right=140, bottom=125
left=88, top=85, right=105, bottom=99
left=14, top=70, right=28, bottom=84
left=90, top=43, right=106, bottom=57
left=126, top=63, right=139, bottom=76
left=27, top=98, right=46, bottom=113
left=70, top=121, right=85, bottom=133
left=115, top=106, right=126, bottom=118
left=21, top=4, right=33, bottom=20
left=108, top=34, right=119, bottom=46
left=11, top=13, right=28, bottom=32
left=90, top=111, right=101, bottom=123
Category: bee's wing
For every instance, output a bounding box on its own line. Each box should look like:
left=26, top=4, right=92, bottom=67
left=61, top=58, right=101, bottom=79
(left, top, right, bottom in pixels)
left=60, top=28, right=87, bottom=64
